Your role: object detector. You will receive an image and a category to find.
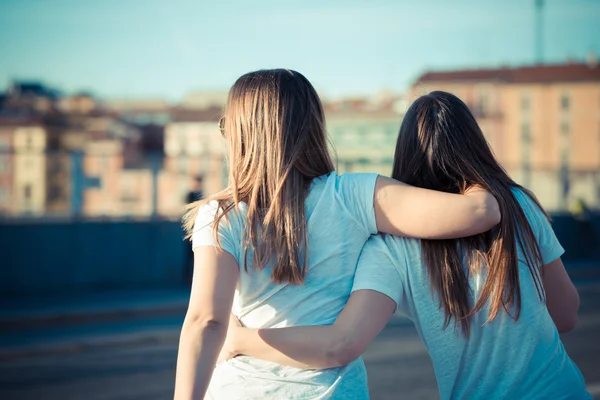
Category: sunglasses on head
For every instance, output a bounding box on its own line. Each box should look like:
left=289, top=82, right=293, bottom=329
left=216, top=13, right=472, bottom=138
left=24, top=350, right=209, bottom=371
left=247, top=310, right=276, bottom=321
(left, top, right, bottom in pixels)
left=218, top=116, right=226, bottom=136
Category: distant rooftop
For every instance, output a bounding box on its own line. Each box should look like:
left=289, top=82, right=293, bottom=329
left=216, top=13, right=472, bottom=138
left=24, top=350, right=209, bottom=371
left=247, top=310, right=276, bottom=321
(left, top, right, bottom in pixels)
left=324, top=94, right=405, bottom=118
left=8, top=81, right=61, bottom=99
left=416, top=62, right=600, bottom=84
left=181, top=91, right=228, bottom=109
left=170, top=106, right=222, bottom=123
left=102, top=98, right=170, bottom=112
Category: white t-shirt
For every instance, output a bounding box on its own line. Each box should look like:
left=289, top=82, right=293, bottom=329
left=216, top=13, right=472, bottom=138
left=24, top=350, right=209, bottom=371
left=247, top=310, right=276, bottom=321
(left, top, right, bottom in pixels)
left=192, top=171, right=379, bottom=400
left=352, top=188, right=591, bottom=400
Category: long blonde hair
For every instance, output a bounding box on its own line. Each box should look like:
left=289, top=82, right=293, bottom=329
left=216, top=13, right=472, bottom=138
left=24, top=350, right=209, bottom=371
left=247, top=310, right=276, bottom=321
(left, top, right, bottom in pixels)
left=183, top=69, right=335, bottom=284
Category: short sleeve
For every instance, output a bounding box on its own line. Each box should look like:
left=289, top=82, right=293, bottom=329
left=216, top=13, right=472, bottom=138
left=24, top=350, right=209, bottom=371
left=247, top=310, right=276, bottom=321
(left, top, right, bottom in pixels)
left=337, top=173, right=379, bottom=235
left=516, top=190, right=565, bottom=264
left=352, top=235, right=402, bottom=310
left=191, top=201, right=238, bottom=258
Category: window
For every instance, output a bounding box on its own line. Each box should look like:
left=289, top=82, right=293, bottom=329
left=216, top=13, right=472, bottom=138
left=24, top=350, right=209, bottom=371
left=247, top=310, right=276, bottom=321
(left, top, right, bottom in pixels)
left=560, top=121, right=570, bottom=166
left=522, top=123, right=531, bottom=140
left=48, top=186, right=63, bottom=201
left=357, top=126, right=368, bottom=143
left=561, top=93, right=570, bottom=111
left=476, top=86, right=494, bottom=116
left=24, top=184, right=32, bottom=200
left=521, top=123, right=532, bottom=162
left=521, top=123, right=532, bottom=187
left=0, top=137, right=9, bottom=151
left=521, top=95, right=530, bottom=111
left=561, top=148, right=569, bottom=164
left=0, top=187, right=8, bottom=205
left=48, top=160, right=62, bottom=174
left=0, top=157, right=8, bottom=173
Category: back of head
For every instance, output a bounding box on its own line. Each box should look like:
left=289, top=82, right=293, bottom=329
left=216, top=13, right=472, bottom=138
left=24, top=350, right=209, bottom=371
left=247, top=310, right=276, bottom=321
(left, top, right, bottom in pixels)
left=392, top=91, right=546, bottom=336
left=184, top=69, right=334, bottom=284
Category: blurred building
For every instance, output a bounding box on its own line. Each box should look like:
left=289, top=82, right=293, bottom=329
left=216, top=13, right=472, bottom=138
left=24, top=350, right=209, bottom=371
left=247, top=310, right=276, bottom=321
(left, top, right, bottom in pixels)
left=43, top=113, right=89, bottom=215
left=82, top=138, right=159, bottom=219
left=102, top=98, right=171, bottom=126
left=0, top=124, right=11, bottom=213
left=412, top=61, right=600, bottom=211
left=4, top=81, right=60, bottom=114
left=0, top=83, right=157, bottom=219
left=181, top=91, right=228, bottom=110
left=325, top=93, right=405, bottom=175
left=160, top=106, right=226, bottom=217
left=0, top=119, right=47, bottom=215
left=57, top=93, right=97, bottom=114
left=79, top=116, right=149, bottom=218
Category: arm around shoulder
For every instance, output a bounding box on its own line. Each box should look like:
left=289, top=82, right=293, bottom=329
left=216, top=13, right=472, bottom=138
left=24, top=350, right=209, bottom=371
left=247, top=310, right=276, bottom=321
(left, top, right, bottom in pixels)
left=374, top=176, right=500, bottom=239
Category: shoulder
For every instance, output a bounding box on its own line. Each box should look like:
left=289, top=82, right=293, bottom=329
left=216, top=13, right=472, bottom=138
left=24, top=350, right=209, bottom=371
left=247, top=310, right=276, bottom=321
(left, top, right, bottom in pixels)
left=361, top=234, right=392, bottom=256
left=194, top=201, right=229, bottom=230
left=510, top=187, right=549, bottom=226
left=335, top=172, right=379, bottom=190
left=359, top=234, right=419, bottom=271
left=195, top=200, right=245, bottom=225
left=315, top=171, right=379, bottom=201
left=382, top=234, right=422, bottom=268
left=354, top=235, right=409, bottom=309
left=191, top=200, right=245, bottom=250
left=195, top=200, right=220, bottom=222
left=333, top=172, right=380, bottom=234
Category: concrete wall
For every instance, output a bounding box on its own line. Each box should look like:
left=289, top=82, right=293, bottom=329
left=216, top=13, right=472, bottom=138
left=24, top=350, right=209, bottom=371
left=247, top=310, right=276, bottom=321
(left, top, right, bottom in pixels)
left=550, top=214, right=600, bottom=263
left=0, top=220, right=187, bottom=295
left=0, top=215, right=598, bottom=295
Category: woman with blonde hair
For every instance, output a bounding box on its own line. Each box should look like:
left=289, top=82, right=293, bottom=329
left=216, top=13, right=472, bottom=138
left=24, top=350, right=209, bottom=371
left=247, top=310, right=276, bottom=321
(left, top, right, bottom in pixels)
left=173, top=72, right=500, bottom=399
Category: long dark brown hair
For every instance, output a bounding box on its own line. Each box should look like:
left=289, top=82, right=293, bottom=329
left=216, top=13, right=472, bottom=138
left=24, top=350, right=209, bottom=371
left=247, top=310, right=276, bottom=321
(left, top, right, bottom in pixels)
left=392, top=91, right=546, bottom=336
left=183, top=69, right=335, bottom=284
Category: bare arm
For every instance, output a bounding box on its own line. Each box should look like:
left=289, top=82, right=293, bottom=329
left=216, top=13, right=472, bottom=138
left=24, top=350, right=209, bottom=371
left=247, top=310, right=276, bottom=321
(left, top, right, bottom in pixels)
left=174, top=247, right=239, bottom=400
left=374, top=176, right=500, bottom=239
left=542, top=257, right=580, bottom=333
left=221, top=290, right=396, bottom=369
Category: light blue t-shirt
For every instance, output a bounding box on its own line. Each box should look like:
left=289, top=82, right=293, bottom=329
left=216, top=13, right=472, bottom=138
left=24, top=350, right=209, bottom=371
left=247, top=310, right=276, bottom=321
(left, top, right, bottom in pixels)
left=192, top=171, right=379, bottom=400
left=353, top=188, right=591, bottom=400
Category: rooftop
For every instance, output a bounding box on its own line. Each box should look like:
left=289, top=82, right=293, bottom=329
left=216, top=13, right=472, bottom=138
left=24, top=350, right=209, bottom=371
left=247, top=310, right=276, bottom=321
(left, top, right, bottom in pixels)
left=416, top=62, right=600, bottom=84
left=169, top=106, right=222, bottom=123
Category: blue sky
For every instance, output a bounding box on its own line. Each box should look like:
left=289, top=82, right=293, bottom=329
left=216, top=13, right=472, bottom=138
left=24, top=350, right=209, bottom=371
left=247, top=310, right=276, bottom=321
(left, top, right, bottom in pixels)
left=1, top=0, right=599, bottom=100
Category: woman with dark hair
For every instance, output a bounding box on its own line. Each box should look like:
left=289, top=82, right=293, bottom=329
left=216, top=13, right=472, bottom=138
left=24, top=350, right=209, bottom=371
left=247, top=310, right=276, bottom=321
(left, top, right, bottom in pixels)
left=220, top=91, right=590, bottom=399
left=173, top=75, right=500, bottom=400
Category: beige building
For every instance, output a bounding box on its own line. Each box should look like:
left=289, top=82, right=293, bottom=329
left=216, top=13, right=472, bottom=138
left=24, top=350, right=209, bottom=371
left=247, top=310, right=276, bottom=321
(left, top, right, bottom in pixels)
left=181, top=91, right=228, bottom=110
left=12, top=125, right=47, bottom=215
left=161, top=107, right=226, bottom=217
left=412, top=62, right=600, bottom=211
left=0, top=125, right=14, bottom=214
left=83, top=139, right=125, bottom=217
left=325, top=95, right=405, bottom=175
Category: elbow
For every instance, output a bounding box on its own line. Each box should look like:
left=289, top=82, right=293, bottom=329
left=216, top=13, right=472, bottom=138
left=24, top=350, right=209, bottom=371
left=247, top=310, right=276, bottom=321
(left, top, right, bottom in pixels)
left=556, top=313, right=579, bottom=333
left=482, top=195, right=501, bottom=229
left=490, top=207, right=502, bottom=228
left=182, top=313, right=227, bottom=335
left=325, top=336, right=364, bottom=368
left=553, top=295, right=580, bottom=334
